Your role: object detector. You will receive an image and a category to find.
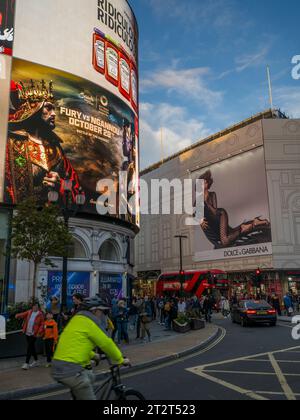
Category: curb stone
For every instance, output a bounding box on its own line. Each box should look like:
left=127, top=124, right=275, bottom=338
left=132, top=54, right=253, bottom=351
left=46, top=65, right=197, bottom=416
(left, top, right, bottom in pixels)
left=0, top=327, right=222, bottom=401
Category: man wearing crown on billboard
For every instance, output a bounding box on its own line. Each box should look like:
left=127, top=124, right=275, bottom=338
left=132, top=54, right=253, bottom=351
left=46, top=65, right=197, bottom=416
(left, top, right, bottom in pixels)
left=5, top=80, right=81, bottom=204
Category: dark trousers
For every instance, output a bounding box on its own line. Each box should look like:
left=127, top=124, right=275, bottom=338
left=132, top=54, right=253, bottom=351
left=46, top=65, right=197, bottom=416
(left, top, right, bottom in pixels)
left=117, top=322, right=129, bottom=344
left=136, top=316, right=141, bottom=338
left=205, top=309, right=212, bottom=323
left=45, top=339, right=54, bottom=363
left=26, top=335, right=38, bottom=364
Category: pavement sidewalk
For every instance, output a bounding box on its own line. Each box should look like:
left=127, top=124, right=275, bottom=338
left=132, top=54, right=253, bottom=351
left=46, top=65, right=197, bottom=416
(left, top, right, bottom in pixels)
left=0, top=321, right=219, bottom=400
left=279, top=316, right=298, bottom=323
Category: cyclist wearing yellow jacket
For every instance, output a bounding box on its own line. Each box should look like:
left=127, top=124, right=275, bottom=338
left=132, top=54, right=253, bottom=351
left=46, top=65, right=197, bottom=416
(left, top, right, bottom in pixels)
left=52, top=297, right=126, bottom=400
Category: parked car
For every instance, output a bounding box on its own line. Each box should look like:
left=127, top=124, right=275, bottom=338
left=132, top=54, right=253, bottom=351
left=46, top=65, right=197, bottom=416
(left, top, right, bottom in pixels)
left=231, top=300, right=277, bottom=327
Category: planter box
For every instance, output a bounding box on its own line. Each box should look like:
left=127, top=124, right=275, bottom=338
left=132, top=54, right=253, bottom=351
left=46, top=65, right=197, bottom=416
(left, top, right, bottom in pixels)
left=0, top=331, right=44, bottom=359
left=173, top=321, right=191, bottom=334
left=190, top=319, right=205, bottom=331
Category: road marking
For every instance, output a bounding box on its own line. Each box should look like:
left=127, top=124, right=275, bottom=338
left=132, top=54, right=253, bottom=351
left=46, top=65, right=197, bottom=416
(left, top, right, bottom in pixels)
left=187, top=369, right=268, bottom=401
left=256, top=391, right=300, bottom=397
left=268, top=353, right=296, bottom=401
left=205, top=370, right=276, bottom=376
left=189, top=345, right=300, bottom=371
left=187, top=344, right=300, bottom=401
left=205, top=370, right=300, bottom=377
left=278, top=323, right=293, bottom=329
left=244, top=359, right=300, bottom=363
left=22, top=328, right=227, bottom=400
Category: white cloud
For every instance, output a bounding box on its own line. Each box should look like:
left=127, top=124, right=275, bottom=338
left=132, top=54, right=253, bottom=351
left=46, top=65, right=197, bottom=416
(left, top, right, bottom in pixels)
left=139, top=102, right=211, bottom=169
left=274, top=86, right=300, bottom=117
left=235, top=46, right=270, bottom=72
left=141, top=67, right=223, bottom=109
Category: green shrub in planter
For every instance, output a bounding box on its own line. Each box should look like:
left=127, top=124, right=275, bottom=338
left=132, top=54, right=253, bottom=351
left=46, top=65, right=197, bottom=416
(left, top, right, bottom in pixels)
left=175, top=314, right=190, bottom=326
left=173, top=314, right=192, bottom=333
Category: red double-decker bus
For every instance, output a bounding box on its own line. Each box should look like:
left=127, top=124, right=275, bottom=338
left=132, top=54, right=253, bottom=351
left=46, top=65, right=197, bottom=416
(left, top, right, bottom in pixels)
left=156, top=269, right=229, bottom=300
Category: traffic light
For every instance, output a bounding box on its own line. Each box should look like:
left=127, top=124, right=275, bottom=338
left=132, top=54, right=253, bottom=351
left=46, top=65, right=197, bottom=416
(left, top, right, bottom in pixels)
left=252, top=268, right=263, bottom=287
left=207, top=272, right=217, bottom=286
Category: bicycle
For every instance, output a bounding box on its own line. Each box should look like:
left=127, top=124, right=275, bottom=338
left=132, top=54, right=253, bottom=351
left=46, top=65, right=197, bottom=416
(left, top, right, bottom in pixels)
left=71, top=357, right=146, bottom=401
left=94, top=362, right=146, bottom=401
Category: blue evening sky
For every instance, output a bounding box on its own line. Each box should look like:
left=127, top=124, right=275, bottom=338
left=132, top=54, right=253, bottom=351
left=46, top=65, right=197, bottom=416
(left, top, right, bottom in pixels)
left=129, top=0, right=300, bottom=169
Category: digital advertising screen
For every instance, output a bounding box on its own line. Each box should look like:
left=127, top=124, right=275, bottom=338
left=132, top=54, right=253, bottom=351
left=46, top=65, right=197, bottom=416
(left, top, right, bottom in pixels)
left=47, top=271, right=91, bottom=309
left=194, top=147, right=273, bottom=262
left=13, top=0, right=138, bottom=111
left=0, top=0, right=140, bottom=228
left=5, top=58, right=139, bottom=226
left=0, top=0, right=15, bottom=56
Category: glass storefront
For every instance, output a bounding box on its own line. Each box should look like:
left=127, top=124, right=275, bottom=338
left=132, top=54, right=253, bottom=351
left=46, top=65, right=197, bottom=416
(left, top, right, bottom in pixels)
left=287, top=272, right=300, bottom=295
left=0, top=210, right=11, bottom=314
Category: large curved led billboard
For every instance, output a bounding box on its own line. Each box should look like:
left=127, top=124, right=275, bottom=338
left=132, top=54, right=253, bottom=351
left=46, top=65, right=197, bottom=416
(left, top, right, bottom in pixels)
left=0, top=0, right=139, bottom=227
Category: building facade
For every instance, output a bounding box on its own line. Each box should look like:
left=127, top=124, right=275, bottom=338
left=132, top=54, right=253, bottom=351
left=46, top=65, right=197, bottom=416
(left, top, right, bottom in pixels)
left=9, top=217, right=136, bottom=306
left=0, top=0, right=140, bottom=311
left=135, top=111, right=300, bottom=300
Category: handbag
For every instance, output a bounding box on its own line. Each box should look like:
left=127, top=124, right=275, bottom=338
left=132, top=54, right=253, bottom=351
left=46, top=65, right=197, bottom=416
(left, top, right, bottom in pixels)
left=141, top=315, right=151, bottom=324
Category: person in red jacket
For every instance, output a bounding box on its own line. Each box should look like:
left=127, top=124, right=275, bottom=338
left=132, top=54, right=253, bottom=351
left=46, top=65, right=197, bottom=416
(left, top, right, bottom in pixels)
left=15, top=303, right=45, bottom=370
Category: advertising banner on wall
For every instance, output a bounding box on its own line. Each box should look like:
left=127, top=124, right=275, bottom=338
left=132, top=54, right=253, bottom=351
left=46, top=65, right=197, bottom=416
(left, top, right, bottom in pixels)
left=98, top=273, right=123, bottom=304
left=47, top=271, right=90, bottom=309
left=0, top=54, right=11, bottom=201
left=13, top=0, right=138, bottom=113
left=5, top=58, right=139, bottom=226
left=0, top=0, right=15, bottom=56
left=194, top=147, right=272, bottom=262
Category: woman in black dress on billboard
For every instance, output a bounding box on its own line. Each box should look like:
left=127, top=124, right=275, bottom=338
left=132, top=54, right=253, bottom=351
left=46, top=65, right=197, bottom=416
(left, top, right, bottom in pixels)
left=199, top=171, right=270, bottom=249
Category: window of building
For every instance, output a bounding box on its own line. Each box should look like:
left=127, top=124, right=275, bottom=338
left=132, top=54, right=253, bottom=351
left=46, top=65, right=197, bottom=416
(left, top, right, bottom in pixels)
left=163, top=223, right=172, bottom=260
left=138, top=232, right=145, bottom=265
left=151, top=225, right=159, bottom=262
left=68, top=238, right=88, bottom=259
left=99, top=240, right=120, bottom=262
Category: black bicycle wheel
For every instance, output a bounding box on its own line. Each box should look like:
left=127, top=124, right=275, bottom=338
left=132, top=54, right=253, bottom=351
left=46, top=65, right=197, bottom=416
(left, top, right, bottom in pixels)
left=119, top=389, right=146, bottom=401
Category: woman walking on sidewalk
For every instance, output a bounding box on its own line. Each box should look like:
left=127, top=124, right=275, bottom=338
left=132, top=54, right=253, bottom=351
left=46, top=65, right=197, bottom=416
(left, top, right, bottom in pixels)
left=16, top=303, right=44, bottom=370
left=140, top=296, right=153, bottom=342
left=116, top=300, right=129, bottom=345
left=43, top=313, right=59, bottom=368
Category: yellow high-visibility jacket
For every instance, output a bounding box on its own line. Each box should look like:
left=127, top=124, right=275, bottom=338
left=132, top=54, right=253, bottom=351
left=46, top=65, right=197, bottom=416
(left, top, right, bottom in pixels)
left=53, top=312, right=123, bottom=368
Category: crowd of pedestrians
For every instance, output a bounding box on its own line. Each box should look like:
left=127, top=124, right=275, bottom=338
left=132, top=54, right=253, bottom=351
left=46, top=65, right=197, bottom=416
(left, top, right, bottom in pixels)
left=16, top=289, right=299, bottom=372
left=230, top=291, right=300, bottom=317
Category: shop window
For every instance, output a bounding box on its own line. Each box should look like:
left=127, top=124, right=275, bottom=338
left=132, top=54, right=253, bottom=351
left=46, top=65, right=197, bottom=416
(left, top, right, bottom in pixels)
left=99, top=240, right=120, bottom=262
left=295, top=215, right=300, bottom=244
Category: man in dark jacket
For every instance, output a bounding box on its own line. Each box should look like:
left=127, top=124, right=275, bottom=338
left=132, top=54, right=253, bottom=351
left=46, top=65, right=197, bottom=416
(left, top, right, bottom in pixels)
left=203, top=295, right=215, bottom=323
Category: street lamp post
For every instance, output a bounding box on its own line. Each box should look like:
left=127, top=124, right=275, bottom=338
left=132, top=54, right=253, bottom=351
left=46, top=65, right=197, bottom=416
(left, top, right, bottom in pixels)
left=175, top=235, right=188, bottom=297
left=48, top=180, right=86, bottom=309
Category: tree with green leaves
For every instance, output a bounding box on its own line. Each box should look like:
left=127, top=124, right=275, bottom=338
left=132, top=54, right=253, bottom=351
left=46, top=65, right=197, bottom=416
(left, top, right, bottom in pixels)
left=10, top=198, right=73, bottom=300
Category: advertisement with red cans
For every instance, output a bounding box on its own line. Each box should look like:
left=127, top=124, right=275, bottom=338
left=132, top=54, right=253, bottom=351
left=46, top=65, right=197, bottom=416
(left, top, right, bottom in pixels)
left=0, top=0, right=15, bottom=56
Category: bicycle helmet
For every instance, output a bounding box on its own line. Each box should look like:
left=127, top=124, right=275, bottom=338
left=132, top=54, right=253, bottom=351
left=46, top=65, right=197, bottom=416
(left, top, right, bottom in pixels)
left=81, top=297, right=111, bottom=312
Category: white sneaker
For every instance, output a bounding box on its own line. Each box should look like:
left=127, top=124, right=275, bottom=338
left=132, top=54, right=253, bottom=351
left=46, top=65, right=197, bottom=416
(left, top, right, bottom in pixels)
left=22, top=363, right=29, bottom=370
left=29, top=361, right=39, bottom=368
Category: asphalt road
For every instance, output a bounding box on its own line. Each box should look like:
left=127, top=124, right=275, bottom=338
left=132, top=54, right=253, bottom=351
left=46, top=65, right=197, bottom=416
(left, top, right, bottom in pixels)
left=123, top=318, right=300, bottom=401
left=24, top=317, right=300, bottom=401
